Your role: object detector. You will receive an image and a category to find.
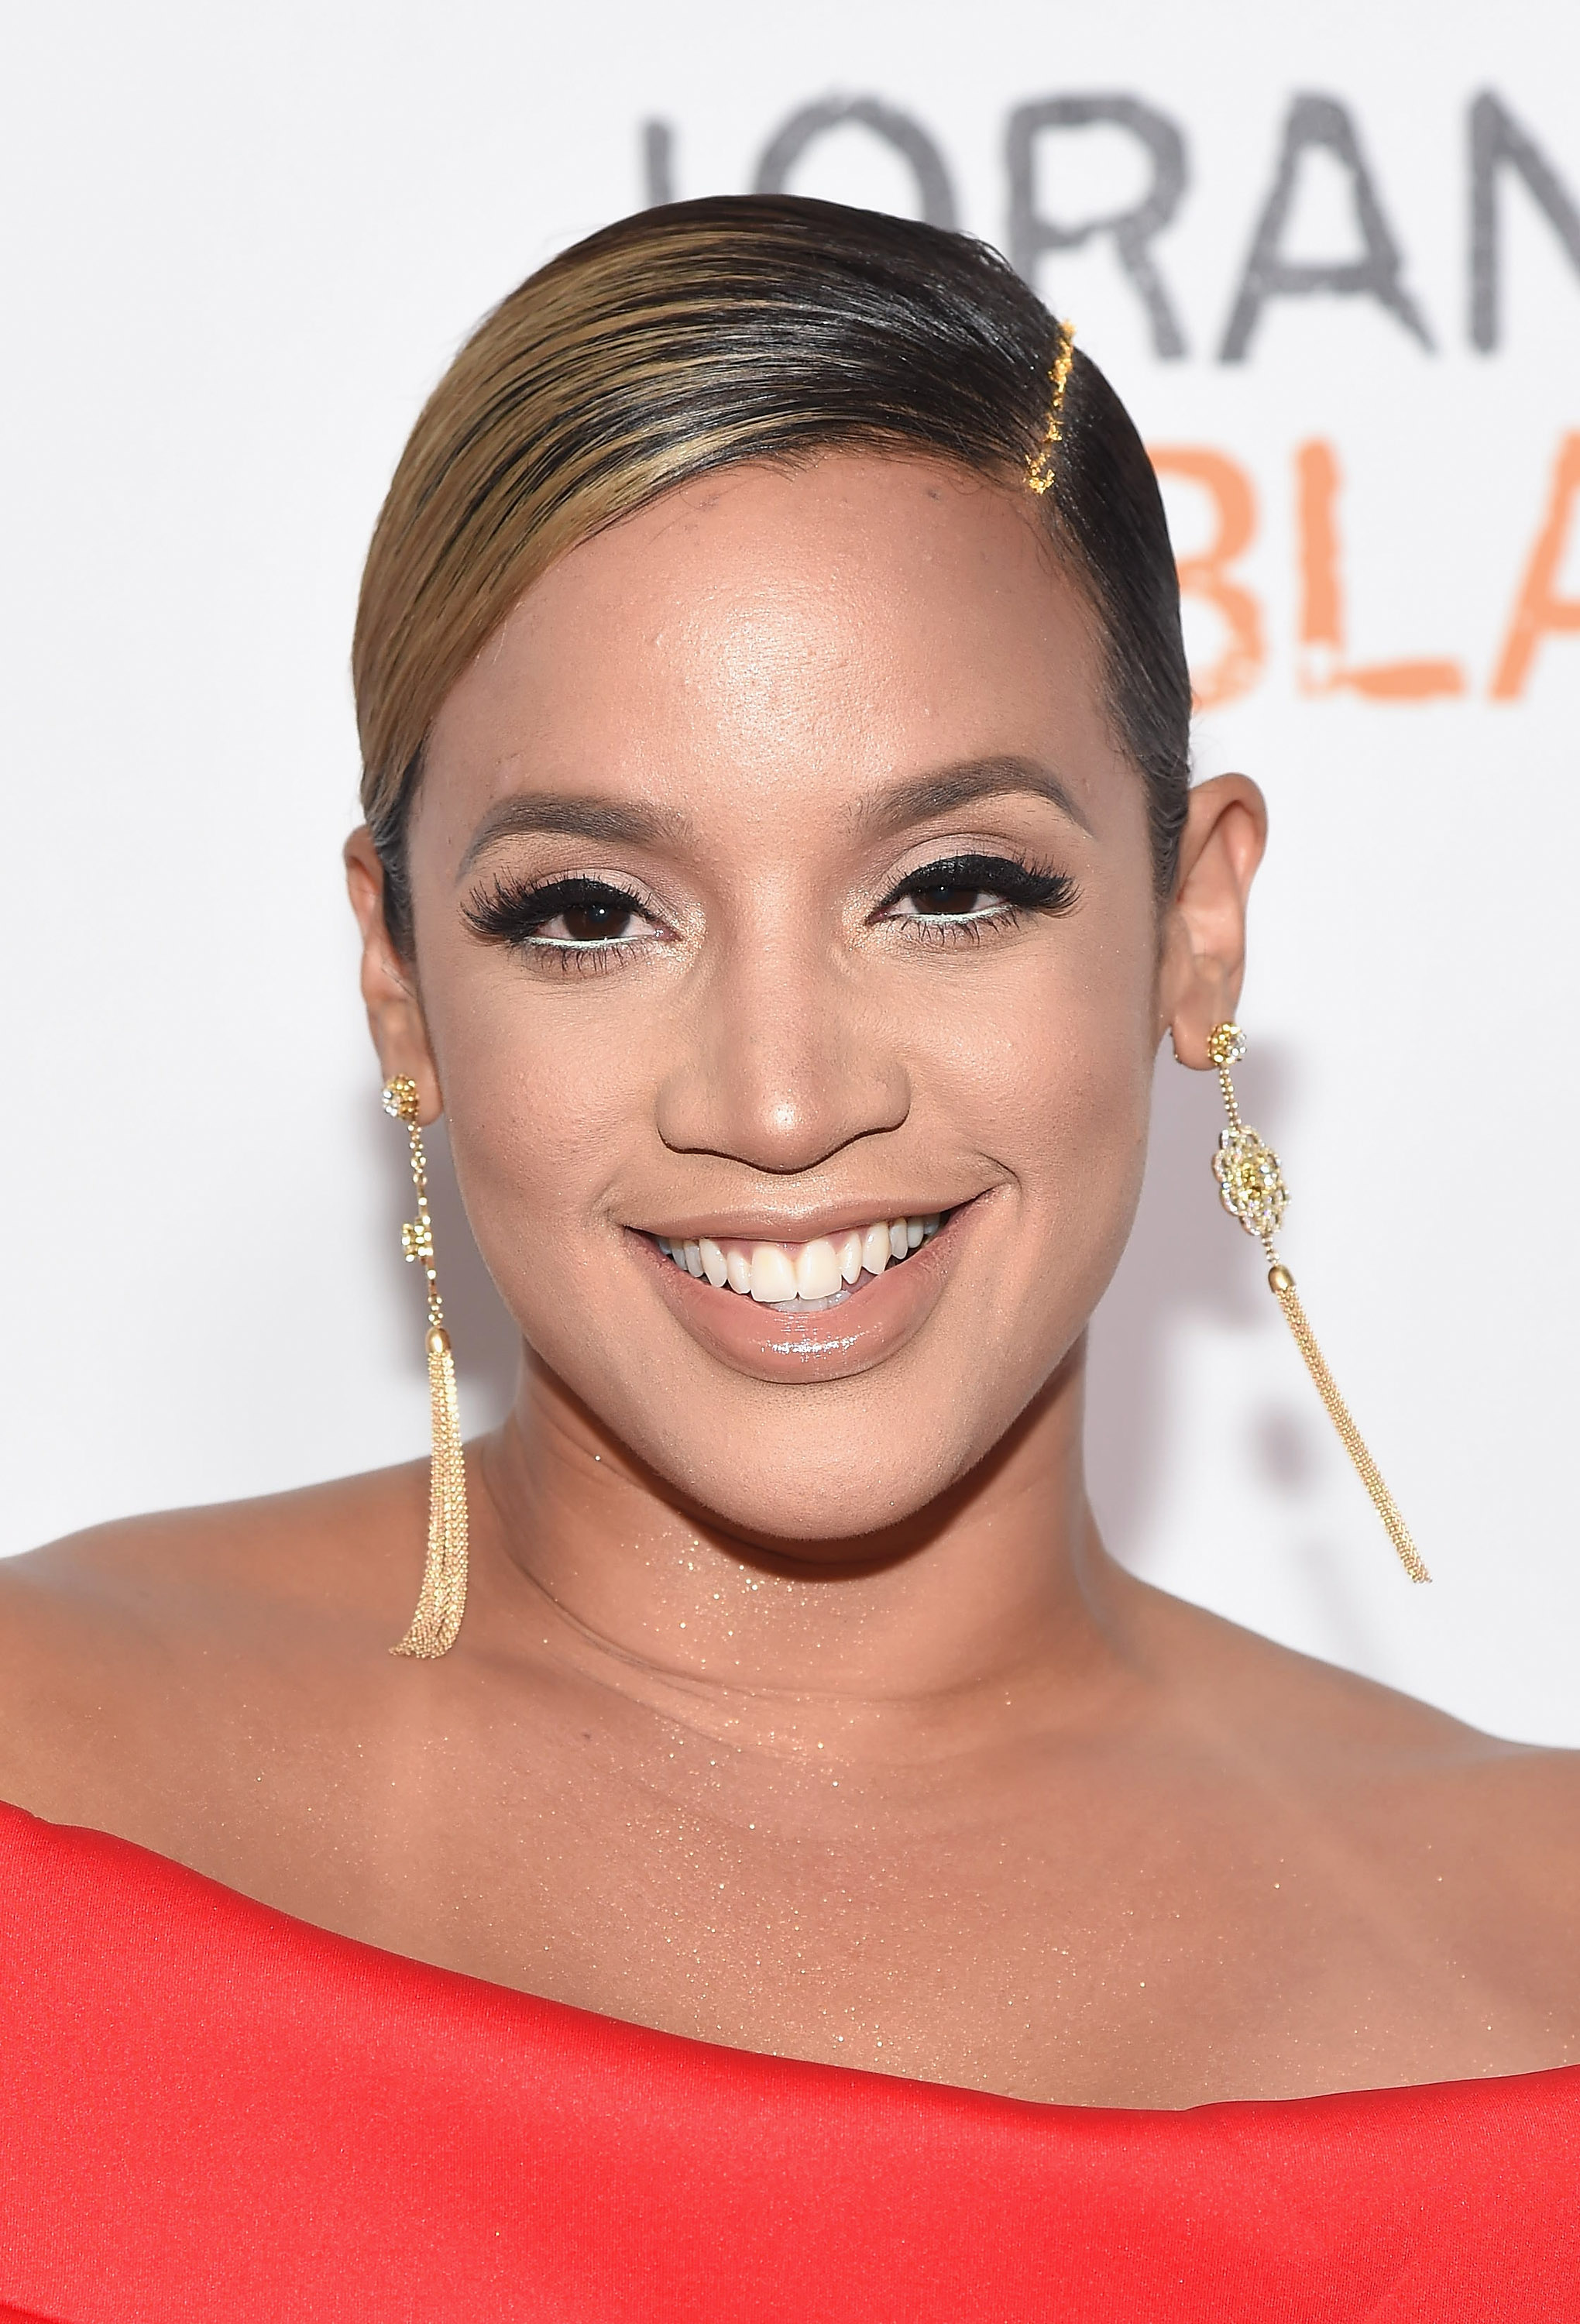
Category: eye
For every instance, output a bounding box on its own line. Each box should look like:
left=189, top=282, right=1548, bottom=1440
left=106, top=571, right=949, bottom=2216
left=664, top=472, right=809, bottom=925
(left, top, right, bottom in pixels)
left=880, top=853, right=1077, bottom=927
left=544, top=889, right=640, bottom=944
left=463, top=873, right=658, bottom=952
left=902, top=875, right=1003, bottom=920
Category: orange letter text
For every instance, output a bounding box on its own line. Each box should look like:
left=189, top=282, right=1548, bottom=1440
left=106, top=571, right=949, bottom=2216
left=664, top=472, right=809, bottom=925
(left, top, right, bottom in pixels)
left=1149, top=448, right=1266, bottom=709
left=1296, top=441, right=1465, bottom=700
left=1491, top=433, right=1580, bottom=700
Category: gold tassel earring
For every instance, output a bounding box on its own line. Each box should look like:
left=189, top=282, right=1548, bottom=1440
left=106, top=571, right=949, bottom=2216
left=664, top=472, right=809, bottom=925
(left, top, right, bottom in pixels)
left=1205, top=1024, right=1429, bottom=1583
left=382, top=1076, right=470, bottom=1655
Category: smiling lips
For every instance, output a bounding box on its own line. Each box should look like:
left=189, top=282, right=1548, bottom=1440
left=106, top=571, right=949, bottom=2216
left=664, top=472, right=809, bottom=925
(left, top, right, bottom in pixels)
left=656, top=1214, right=946, bottom=1312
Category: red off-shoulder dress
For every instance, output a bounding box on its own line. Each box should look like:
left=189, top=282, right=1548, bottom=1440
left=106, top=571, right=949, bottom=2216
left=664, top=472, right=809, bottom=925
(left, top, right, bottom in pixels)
left=0, top=1799, right=1575, bottom=2321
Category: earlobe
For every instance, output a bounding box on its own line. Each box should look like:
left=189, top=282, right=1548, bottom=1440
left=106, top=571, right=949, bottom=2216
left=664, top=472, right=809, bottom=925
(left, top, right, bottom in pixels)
left=343, top=827, right=444, bottom=1121
left=1159, top=774, right=1268, bottom=1069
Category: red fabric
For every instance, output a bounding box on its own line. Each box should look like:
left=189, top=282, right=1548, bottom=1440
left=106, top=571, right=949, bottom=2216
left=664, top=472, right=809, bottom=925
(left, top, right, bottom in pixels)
left=0, top=1801, right=1575, bottom=2322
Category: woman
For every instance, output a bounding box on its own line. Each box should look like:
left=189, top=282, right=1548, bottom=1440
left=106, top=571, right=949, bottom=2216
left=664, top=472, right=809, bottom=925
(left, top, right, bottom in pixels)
left=1, top=196, right=1575, bottom=2320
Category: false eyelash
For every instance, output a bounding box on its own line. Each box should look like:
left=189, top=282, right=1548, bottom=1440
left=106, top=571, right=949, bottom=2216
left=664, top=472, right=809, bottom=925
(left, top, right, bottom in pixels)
left=462, top=871, right=650, bottom=949
left=877, top=854, right=1080, bottom=925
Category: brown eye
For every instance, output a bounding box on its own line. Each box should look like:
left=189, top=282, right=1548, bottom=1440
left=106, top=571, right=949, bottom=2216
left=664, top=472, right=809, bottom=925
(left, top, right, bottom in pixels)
left=909, top=882, right=988, bottom=918
left=463, top=873, right=654, bottom=953
left=559, top=896, right=636, bottom=943
left=882, top=853, right=1077, bottom=930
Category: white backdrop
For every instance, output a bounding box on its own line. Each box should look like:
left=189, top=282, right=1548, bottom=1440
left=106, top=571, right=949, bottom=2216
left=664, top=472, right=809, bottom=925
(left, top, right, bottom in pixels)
left=5, top=0, right=1579, bottom=1742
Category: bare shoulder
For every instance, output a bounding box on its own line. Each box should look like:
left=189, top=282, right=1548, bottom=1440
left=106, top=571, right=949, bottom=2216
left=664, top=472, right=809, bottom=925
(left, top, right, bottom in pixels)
left=0, top=1465, right=428, bottom=1808
left=1146, top=1576, right=1580, bottom=1906
left=1139, top=1573, right=1548, bottom=1745
left=2, top=1463, right=428, bottom=1620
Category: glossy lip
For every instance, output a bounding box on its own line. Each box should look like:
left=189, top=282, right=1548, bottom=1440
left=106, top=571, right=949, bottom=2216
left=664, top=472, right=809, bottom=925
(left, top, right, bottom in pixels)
left=631, top=1200, right=979, bottom=1386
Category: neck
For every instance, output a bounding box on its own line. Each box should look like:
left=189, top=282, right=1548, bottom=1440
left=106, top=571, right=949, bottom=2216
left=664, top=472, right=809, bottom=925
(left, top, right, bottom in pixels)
left=476, top=1341, right=1142, bottom=1758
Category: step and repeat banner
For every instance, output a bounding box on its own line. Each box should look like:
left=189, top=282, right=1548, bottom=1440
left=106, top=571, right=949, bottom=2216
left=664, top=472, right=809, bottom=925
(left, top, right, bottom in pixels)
left=5, top=0, right=1578, bottom=1738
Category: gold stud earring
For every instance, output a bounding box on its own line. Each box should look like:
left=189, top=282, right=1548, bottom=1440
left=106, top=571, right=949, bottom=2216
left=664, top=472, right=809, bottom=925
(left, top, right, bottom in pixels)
left=1205, top=1024, right=1429, bottom=1583
left=381, top=1076, right=470, bottom=1654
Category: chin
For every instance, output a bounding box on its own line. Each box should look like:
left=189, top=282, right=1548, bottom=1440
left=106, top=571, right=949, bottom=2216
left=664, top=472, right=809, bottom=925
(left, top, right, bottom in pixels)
left=661, top=1455, right=966, bottom=1557
left=579, top=1356, right=1031, bottom=1556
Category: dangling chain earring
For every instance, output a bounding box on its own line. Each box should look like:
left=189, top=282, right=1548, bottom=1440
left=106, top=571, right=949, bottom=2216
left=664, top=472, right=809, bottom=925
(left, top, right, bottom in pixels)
left=382, top=1076, right=470, bottom=1654
left=1205, top=1024, right=1429, bottom=1583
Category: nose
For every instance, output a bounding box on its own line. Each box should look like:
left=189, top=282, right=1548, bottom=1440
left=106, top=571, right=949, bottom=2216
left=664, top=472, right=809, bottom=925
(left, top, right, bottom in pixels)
left=653, top=910, right=912, bottom=1177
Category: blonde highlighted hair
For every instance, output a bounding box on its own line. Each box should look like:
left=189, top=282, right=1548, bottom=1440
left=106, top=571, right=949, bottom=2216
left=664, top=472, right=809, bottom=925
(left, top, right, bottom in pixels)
left=353, top=196, right=1189, bottom=944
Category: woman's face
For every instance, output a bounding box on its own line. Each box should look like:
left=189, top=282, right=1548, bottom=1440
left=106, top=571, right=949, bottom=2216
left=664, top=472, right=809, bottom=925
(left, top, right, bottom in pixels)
left=356, top=454, right=1255, bottom=1546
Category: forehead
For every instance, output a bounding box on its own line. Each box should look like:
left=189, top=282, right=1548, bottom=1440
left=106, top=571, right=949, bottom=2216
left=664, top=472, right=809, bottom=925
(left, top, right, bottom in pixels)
left=424, top=452, right=1122, bottom=829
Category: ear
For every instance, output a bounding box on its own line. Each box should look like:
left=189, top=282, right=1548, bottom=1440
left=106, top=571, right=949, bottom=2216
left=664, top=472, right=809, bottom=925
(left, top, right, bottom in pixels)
left=1157, top=774, right=1268, bottom=1068
left=344, top=827, right=443, bottom=1122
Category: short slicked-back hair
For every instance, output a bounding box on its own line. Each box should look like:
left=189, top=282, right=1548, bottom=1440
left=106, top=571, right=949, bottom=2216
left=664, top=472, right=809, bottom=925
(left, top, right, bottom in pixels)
left=354, top=194, right=1190, bottom=947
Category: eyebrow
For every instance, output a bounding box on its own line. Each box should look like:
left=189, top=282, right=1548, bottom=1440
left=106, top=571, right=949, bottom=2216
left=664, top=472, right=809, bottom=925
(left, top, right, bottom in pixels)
left=457, top=791, right=693, bottom=880
left=457, top=752, right=1091, bottom=882
left=852, top=756, right=1093, bottom=839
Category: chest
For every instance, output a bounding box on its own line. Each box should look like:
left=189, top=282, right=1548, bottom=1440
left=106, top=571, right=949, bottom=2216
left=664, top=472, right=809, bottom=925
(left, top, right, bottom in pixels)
left=233, top=1714, right=1527, bottom=2104
left=69, top=1661, right=1562, bottom=2108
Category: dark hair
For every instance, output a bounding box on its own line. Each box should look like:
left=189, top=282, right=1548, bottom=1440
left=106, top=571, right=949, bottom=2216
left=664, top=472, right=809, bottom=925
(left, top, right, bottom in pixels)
left=355, top=195, right=1190, bottom=946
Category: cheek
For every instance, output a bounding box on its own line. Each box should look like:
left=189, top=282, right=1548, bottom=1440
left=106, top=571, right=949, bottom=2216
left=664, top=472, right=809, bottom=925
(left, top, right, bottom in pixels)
left=940, top=916, right=1157, bottom=1360
left=421, top=958, right=658, bottom=1284
left=1024, top=1029, right=1152, bottom=1335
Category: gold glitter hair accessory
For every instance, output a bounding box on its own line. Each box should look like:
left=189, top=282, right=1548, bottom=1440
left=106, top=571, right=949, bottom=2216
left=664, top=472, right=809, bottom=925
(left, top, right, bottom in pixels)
left=1025, top=320, right=1076, bottom=497
left=382, top=1075, right=471, bottom=1655
left=1204, top=1023, right=1430, bottom=1584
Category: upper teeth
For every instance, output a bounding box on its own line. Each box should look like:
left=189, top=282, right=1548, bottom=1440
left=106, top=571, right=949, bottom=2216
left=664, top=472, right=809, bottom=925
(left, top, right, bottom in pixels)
left=656, top=1215, right=945, bottom=1305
